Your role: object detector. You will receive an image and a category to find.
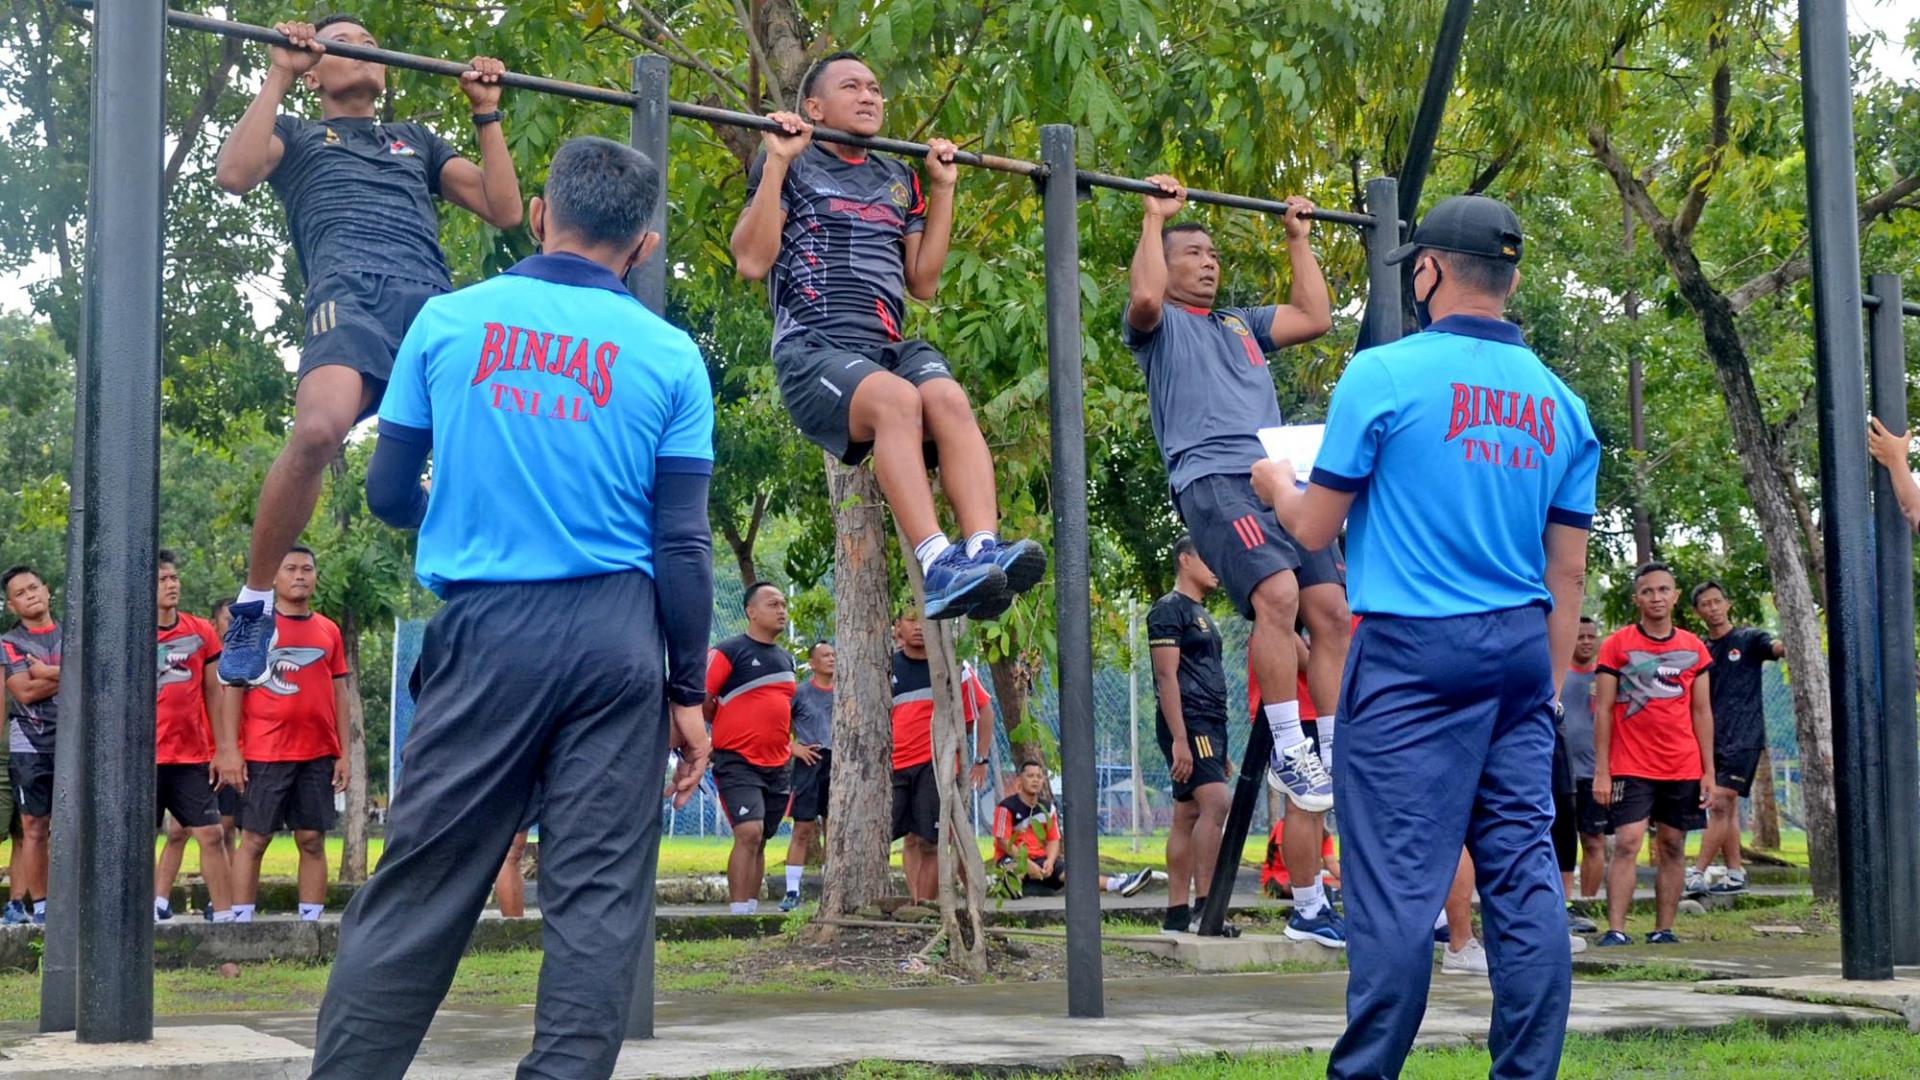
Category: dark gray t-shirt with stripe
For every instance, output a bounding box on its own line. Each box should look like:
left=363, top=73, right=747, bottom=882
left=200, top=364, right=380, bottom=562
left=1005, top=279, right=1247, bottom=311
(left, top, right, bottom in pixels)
left=1124, top=303, right=1285, bottom=494
left=790, top=679, right=834, bottom=750
left=269, top=115, right=460, bottom=290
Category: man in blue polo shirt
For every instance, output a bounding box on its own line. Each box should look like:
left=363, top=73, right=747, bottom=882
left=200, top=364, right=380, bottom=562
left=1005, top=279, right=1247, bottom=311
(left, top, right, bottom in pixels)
left=1254, top=195, right=1599, bottom=1080
left=312, top=137, right=715, bottom=1080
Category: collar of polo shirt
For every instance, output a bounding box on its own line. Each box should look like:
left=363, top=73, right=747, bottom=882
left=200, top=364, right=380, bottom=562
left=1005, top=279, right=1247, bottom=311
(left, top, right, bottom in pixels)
left=504, top=252, right=637, bottom=300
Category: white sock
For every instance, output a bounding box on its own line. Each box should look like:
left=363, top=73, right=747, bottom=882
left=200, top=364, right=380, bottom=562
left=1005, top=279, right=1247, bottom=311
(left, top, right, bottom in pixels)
left=914, top=534, right=953, bottom=574
left=746, top=898, right=760, bottom=914
left=232, top=904, right=255, bottom=922
left=1434, top=908, right=1449, bottom=931
left=236, top=585, right=273, bottom=608
left=1263, top=700, right=1307, bottom=751
left=729, top=901, right=754, bottom=915
left=964, top=531, right=997, bottom=559
left=32, top=900, right=46, bottom=918
left=1104, top=877, right=1124, bottom=893
left=785, top=865, right=804, bottom=893
left=211, top=909, right=235, bottom=923
left=1294, top=881, right=1325, bottom=918
left=1317, top=714, right=1337, bottom=773
left=154, top=897, right=171, bottom=914
left=298, top=903, right=323, bottom=921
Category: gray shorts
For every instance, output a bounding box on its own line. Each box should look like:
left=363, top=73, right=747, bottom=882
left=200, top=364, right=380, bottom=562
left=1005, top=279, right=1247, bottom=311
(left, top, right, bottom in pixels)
left=1175, top=473, right=1345, bottom=620
left=773, top=329, right=956, bottom=465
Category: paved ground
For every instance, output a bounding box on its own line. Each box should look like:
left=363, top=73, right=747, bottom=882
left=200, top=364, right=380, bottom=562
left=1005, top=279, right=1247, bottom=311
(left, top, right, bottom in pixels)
left=158, top=970, right=1899, bottom=1078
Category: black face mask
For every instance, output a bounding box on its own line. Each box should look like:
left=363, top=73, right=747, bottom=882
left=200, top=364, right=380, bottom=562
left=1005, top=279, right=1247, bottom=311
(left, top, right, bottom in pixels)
left=1413, top=259, right=1443, bottom=329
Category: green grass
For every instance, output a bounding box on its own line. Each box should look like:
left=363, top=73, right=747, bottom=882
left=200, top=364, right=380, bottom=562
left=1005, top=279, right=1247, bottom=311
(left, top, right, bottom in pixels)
left=1580, top=961, right=1716, bottom=982
left=1596, top=895, right=1832, bottom=943
left=714, top=1021, right=1918, bottom=1079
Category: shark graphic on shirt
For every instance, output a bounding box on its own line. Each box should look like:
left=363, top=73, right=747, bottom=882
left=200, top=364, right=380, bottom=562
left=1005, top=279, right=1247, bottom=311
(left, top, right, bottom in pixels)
left=257, top=645, right=328, bottom=698
left=156, top=634, right=204, bottom=689
left=1616, top=649, right=1698, bottom=718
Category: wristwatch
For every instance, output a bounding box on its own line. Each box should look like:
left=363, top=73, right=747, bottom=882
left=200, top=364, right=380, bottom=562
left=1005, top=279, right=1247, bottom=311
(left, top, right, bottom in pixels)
left=973, top=756, right=990, bottom=766
left=471, top=110, right=504, bottom=127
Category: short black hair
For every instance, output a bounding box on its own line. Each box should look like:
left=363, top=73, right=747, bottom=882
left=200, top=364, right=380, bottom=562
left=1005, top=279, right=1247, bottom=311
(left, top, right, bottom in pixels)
left=211, top=597, right=234, bottom=618
left=743, top=581, right=780, bottom=609
left=1, top=565, right=39, bottom=596
left=1578, top=614, right=1595, bottom=625
left=1019, top=759, right=1045, bottom=772
left=1163, top=221, right=1210, bottom=250
left=1172, top=533, right=1200, bottom=571
left=544, top=137, right=660, bottom=249
left=1631, top=561, right=1674, bottom=584
left=313, top=13, right=368, bottom=34
left=801, top=50, right=867, bottom=100
left=1690, top=580, right=1727, bottom=606
left=808, top=639, right=832, bottom=655
left=157, top=548, right=178, bottom=569
left=1429, top=249, right=1517, bottom=298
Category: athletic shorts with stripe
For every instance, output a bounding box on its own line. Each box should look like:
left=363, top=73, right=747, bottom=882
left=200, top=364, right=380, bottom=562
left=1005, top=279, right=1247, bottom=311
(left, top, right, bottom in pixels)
left=1156, top=718, right=1230, bottom=802
left=772, top=327, right=955, bottom=466
left=1175, top=472, right=1345, bottom=620
left=298, top=270, right=446, bottom=418
left=712, top=748, right=790, bottom=832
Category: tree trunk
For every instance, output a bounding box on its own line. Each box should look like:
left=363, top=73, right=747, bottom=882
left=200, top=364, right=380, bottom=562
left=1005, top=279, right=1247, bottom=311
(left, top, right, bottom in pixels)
left=1751, top=745, right=1783, bottom=850
left=813, top=457, right=893, bottom=931
left=897, top=526, right=990, bottom=976
left=987, top=653, right=1046, bottom=787
left=1624, top=194, right=1654, bottom=565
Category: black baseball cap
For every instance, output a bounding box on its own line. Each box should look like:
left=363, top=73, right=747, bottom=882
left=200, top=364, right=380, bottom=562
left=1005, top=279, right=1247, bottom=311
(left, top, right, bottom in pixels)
left=1384, top=195, right=1523, bottom=265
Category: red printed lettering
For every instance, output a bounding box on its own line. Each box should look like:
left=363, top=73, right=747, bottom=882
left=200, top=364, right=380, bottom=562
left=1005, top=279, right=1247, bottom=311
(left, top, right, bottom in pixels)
left=590, top=342, right=618, bottom=407
left=472, top=323, right=508, bottom=385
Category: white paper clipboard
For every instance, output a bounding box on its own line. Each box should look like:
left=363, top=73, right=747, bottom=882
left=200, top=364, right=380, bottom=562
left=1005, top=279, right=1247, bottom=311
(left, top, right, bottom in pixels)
left=1256, top=424, right=1325, bottom=483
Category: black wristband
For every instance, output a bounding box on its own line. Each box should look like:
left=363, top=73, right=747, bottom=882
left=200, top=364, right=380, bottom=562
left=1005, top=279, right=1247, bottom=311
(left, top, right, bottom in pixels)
left=471, top=110, right=503, bottom=127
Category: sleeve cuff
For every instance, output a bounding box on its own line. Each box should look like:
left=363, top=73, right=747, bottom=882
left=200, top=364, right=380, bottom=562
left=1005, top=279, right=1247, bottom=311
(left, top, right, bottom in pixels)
left=656, top=455, right=714, bottom=476
left=667, top=686, right=706, bottom=708
left=1547, top=506, right=1594, bottom=529
left=1596, top=664, right=1621, bottom=677
left=377, top=419, right=432, bottom=445
left=1309, top=467, right=1367, bottom=493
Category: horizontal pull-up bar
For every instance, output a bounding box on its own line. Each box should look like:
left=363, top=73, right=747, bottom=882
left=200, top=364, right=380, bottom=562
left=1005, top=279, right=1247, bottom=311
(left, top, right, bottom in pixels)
left=148, top=7, right=1379, bottom=229
left=1863, top=292, right=1920, bottom=318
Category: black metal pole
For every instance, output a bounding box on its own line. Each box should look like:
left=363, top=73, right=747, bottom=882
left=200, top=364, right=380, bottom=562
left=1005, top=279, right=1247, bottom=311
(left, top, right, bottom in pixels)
left=1398, top=0, right=1475, bottom=224
left=38, top=341, right=86, bottom=1038
left=625, top=53, right=670, bottom=1041
left=1868, top=272, right=1920, bottom=966
left=1042, top=123, right=1101, bottom=1019
left=1799, top=0, right=1891, bottom=981
left=74, top=0, right=163, bottom=1041
left=1073, top=168, right=1376, bottom=227
left=1361, top=177, right=1405, bottom=348
left=1861, top=292, right=1920, bottom=319
left=1196, top=720, right=1273, bottom=935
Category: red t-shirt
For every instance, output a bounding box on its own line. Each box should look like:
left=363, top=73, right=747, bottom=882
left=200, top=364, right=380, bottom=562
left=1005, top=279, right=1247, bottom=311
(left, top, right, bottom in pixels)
left=890, top=650, right=991, bottom=770
left=238, top=610, right=348, bottom=763
left=991, top=794, right=1059, bottom=861
left=706, top=635, right=798, bottom=768
left=155, top=613, right=220, bottom=765
left=1596, top=623, right=1711, bottom=781
left=1245, top=663, right=1317, bottom=723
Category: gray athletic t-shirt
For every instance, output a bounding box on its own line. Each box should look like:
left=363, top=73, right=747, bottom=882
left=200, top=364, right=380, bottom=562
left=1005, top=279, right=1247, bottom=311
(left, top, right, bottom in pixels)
left=745, top=143, right=927, bottom=351
left=268, top=115, right=460, bottom=290
left=791, top=679, right=834, bottom=750
left=1124, top=303, right=1285, bottom=494
left=1560, top=667, right=1597, bottom=779
left=2, top=623, right=61, bottom=755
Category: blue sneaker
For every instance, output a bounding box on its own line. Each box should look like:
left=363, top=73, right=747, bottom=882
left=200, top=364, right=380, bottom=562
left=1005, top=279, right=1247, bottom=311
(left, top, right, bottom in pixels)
left=1645, top=928, right=1679, bottom=945
left=1, top=900, right=27, bottom=926
left=1596, top=929, right=1633, bottom=947
left=218, top=599, right=276, bottom=686
left=779, top=891, right=801, bottom=913
left=1267, top=738, right=1333, bottom=812
left=964, top=538, right=1048, bottom=620
left=31, top=906, right=45, bottom=925
left=923, top=545, right=1007, bottom=621
left=154, top=904, right=173, bottom=923
left=1285, top=907, right=1347, bottom=949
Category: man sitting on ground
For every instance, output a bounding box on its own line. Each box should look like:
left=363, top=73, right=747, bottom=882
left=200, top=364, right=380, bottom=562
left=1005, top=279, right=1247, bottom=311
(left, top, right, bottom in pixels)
left=993, top=760, right=1151, bottom=898
left=731, top=52, right=1043, bottom=620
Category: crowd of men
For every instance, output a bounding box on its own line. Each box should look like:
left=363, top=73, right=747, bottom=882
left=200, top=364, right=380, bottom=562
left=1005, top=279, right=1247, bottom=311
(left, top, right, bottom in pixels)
left=0, top=14, right=1809, bottom=1078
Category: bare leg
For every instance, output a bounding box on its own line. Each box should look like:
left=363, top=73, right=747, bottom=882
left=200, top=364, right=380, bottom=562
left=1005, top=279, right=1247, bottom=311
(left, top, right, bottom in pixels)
left=784, top=819, right=816, bottom=876
left=1606, top=821, right=1648, bottom=933
left=1298, top=584, right=1353, bottom=714
left=1166, top=798, right=1198, bottom=907
left=1578, top=833, right=1607, bottom=898
left=293, top=829, right=328, bottom=907
left=1189, top=783, right=1230, bottom=905
left=906, top=836, right=938, bottom=901
left=726, top=821, right=765, bottom=904
left=1694, top=789, right=1742, bottom=873
left=244, top=366, right=372, bottom=590
left=1283, top=804, right=1324, bottom=902
left=493, top=831, right=528, bottom=917
left=1653, top=824, right=1687, bottom=930
left=846, top=372, right=941, bottom=547
left=15, top=815, right=49, bottom=900
left=234, top=830, right=271, bottom=907
left=917, top=380, right=998, bottom=539
left=1247, top=573, right=1302, bottom=718
left=194, top=825, right=233, bottom=912
left=155, top=818, right=191, bottom=904
left=1445, top=849, right=1475, bottom=947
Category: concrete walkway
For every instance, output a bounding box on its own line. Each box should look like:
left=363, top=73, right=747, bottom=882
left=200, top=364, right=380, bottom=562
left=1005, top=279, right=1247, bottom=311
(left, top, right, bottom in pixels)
left=133, top=970, right=1898, bottom=1078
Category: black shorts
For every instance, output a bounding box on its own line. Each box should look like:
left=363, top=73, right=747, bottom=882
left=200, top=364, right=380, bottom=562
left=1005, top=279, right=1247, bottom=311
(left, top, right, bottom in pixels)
left=217, top=784, right=241, bottom=820
left=1157, top=719, right=1230, bottom=802
left=157, top=763, right=222, bottom=829
left=996, top=854, right=1066, bottom=894
left=298, top=270, right=446, bottom=416
left=8, top=751, right=54, bottom=818
left=239, top=757, right=338, bottom=834
left=1574, top=778, right=1613, bottom=836
left=773, top=329, right=956, bottom=466
left=1175, top=473, right=1345, bottom=620
left=788, top=749, right=832, bottom=823
left=1714, top=745, right=1764, bottom=798
left=1609, top=776, right=1706, bottom=833
left=891, top=762, right=941, bottom=843
left=712, top=749, right=789, bottom=832
left=1551, top=788, right=1577, bottom=873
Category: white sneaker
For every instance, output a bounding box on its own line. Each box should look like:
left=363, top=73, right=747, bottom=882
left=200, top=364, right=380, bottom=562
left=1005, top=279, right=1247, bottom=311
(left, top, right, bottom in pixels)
left=1683, top=867, right=1708, bottom=897
left=1440, top=936, right=1489, bottom=976
left=1568, top=933, right=1589, bottom=954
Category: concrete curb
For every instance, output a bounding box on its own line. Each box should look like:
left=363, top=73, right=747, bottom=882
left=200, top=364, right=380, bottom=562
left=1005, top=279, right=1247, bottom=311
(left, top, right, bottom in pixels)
left=0, top=1025, right=308, bottom=1078
left=1708, top=974, right=1920, bottom=1032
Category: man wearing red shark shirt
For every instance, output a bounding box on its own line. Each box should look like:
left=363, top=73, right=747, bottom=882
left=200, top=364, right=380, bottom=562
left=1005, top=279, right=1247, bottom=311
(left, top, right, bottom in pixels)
left=222, top=546, right=350, bottom=922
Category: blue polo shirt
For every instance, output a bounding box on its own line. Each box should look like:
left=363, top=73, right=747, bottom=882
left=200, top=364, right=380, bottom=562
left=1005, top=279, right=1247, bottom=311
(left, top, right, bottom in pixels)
left=378, top=252, right=714, bottom=594
left=1310, top=314, right=1598, bottom=618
